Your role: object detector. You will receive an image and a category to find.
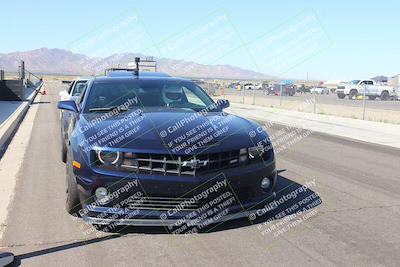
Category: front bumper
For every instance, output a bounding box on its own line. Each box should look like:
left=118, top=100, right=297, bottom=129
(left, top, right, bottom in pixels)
left=76, top=159, right=277, bottom=227
left=336, top=90, right=347, bottom=95
left=81, top=206, right=275, bottom=226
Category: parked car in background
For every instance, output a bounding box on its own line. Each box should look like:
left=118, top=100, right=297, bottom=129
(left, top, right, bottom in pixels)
left=261, top=82, right=271, bottom=90
left=336, top=79, right=394, bottom=100
left=228, top=82, right=240, bottom=89
left=59, top=77, right=89, bottom=161
left=392, top=89, right=400, bottom=101
left=59, top=77, right=89, bottom=101
left=266, top=84, right=296, bottom=96
left=254, top=83, right=263, bottom=90
left=310, top=86, right=329, bottom=95
left=244, top=83, right=254, bottom=90
left=296, top=84, right=311, bottom=94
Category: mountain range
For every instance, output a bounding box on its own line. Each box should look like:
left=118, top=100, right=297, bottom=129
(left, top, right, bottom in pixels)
left=0, top=48, right=269, bottom=80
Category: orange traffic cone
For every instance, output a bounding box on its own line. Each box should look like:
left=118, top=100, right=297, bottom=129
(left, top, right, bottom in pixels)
left=40, top=83, right=46, bottom=95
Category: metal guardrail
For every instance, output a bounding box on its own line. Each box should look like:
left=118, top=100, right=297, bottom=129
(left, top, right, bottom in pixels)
left=25, top=70, right=41, bottom=82
left=29, top=81, right=43, bottom=105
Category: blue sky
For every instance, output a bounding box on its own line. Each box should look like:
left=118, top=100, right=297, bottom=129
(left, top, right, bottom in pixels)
left=1, top=0, right=398, bottom=80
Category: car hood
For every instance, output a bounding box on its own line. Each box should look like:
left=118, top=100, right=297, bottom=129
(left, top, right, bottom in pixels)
left=77, top=110, right=267, bottom=154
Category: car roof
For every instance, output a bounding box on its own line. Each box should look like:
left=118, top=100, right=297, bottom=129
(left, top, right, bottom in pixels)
left=94, top=72, right=187, bottom=83
left=106, top=71, right=170, bottom=78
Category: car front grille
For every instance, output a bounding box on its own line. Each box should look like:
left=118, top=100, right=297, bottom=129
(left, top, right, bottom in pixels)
left=119, top=187, right=254, bottom=212
left=123, top=196, right=200, bottom=211
left=119, top=150, right=241, bottom=177
left=95, top=147, right=273, bottom=177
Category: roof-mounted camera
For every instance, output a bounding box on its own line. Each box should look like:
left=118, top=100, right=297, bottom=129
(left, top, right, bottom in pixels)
left=134, top=57, right=140, bottom=76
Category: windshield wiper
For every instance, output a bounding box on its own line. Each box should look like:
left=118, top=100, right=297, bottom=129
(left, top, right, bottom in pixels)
left=88, top=106, right=128, bottom=112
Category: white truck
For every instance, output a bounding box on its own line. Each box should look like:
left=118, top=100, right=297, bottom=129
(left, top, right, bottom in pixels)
left=336, top=79, right=394, bottom=100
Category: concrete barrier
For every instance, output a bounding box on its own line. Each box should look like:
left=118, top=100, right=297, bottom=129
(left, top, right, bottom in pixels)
left=0, top=82, right=42, bottom=155
left=0, top=79, right=25, bottom=101
left=0, top=252, right=14, bottom=266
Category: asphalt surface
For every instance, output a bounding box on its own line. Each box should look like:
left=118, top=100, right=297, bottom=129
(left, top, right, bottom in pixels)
left=1, top=80, right=400, bottom=266
left=224, top=88, right=400, bottom=111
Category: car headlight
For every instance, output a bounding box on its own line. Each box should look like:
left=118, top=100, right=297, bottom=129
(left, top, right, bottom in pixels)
left=96, top=150, right=122, bottom=166
left=248, top=146, right=265, bottom=159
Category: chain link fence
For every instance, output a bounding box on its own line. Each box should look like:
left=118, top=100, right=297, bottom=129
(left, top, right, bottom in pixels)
left=194, top=79, right=400, bottom=124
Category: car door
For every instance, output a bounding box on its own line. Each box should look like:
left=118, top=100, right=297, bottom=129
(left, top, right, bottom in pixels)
left=359, top=80, right=369, bottom=95
left=68, top=86, right=87, bottom=142
left=368, top=80, right=379, bottom=95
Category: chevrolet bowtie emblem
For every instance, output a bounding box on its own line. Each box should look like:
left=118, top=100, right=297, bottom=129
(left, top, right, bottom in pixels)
left=182, top=159, right=209, bottom=169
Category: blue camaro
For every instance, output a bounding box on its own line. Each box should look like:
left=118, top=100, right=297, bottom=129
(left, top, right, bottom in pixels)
left=58, top=71, right=277, bottom=229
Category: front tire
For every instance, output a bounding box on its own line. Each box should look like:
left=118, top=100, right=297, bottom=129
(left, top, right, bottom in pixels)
left=61, top=141, right=67, bottom=163
left=337, top=93, right=345, bottom=99
left=349, top=90, right=357, bottom=100
left=380, top=91, right=389, bottom=101
left=66, top=149, right=81, bottom=215
left=60, top=115, right=67, bottom=163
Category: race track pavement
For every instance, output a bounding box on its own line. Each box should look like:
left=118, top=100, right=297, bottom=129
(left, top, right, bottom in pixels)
left=1, top=81, right=400, bottom=266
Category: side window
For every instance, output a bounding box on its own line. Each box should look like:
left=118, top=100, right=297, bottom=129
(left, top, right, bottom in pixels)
left=76, top=86, right=87, bottom=110
left=73, top=83, right=87, bottom=96
left=182, top=87, right=204, bottom=106
left=368, top=81, right=374, bottom=85
left=360, top=81, right=368, bottom=85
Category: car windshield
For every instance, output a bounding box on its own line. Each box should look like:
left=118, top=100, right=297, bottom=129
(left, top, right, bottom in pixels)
left=84, top=79, right=215, bottom=113
left=350, top=80, right=360, bottom=85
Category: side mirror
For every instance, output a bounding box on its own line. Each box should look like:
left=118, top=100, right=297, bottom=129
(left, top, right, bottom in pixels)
left=57, top=100, right=78, bottom=113
left=216, top=99, right=230, bottom=110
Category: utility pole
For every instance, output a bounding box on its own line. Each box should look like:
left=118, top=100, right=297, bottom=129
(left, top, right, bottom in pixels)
left=242, top=82, right=245, bottom=104
left=362, top=84, right=367, bottom=120
left=20, top=60, right=25, bottom=80
left=252, top=82, right=255, bottom=105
